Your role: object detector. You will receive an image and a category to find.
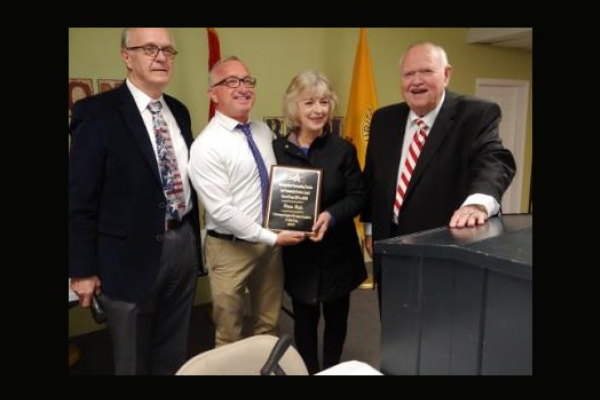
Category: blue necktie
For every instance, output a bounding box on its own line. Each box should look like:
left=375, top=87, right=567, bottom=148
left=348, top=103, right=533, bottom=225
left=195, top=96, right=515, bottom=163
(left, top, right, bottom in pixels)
left=238, top=123, right=269, bottom=220
left=149, top=101, right=185, bottom=221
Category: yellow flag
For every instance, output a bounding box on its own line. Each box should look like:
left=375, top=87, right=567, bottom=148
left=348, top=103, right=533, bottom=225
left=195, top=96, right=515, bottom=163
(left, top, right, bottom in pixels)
left=344, top=28, right=378, bottom=170
left=344, top=28, right=378, bottom=244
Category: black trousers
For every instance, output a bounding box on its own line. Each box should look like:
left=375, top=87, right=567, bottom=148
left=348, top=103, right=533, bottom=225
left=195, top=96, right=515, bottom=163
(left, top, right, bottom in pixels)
left=291, top=294, right=350, bottom=374
left=102, top=218, right=198, bottom=375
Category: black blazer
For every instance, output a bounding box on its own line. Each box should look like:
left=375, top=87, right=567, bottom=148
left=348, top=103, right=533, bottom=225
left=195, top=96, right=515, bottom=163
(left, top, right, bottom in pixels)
left=362, top=90, right=516, bottom=242
left=69, top=84, right=202, bottom=302
left=273, top=132, right=367, bottom=304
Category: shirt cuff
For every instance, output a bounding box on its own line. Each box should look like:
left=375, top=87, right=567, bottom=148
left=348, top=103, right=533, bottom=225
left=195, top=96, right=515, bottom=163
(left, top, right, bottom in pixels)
left=259, top=228, right=278, bottom=246
left=462, top=194, right=500, bottom=217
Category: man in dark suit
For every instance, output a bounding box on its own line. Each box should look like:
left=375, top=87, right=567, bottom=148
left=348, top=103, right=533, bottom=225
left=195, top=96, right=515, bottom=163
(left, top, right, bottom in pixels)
left=362, top=41, right=516, bottom=308
left=69, top=28, right=203, bottom=375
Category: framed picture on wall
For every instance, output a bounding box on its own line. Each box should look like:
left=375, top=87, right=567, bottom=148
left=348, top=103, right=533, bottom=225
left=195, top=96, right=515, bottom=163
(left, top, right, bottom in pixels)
left=264, top=117, right=286, bottom=138
left=97, top=79, right=123, bottom=93
left=68, top=78, right=94, bottom=118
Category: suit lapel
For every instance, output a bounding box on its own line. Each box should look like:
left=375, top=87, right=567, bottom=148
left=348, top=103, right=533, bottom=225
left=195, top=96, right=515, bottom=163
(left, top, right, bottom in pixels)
left=387, top=107, right=410, bottom=204
left=117, top=86, right=163, bottom=186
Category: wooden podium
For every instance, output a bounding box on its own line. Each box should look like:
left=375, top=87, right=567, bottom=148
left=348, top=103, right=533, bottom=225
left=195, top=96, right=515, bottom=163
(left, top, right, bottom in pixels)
left=376, top=214, right=532, bottom=375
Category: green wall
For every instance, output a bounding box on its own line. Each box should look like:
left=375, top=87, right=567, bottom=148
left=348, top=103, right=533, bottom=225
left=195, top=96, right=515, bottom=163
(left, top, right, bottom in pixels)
left=68, top=28, right=532, bottom=337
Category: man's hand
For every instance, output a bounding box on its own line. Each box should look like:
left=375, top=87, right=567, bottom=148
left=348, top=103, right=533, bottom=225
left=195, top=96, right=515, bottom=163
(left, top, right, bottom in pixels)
left=70, top=276, right=101, bottom=308
left=449, top=204, right=488, bottom=228
left=275, top=230, right=307, bottom=246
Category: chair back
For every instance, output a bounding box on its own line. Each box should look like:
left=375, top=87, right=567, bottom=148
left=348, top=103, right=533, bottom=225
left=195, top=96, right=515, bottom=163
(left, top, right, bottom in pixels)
left=176, top=334, right=309, bottom=375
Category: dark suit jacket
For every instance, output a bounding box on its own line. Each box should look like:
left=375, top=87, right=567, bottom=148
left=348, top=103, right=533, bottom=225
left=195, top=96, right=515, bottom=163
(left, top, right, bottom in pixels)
left=69, top=84, right=202, bottom=302
left=362, top=90, right=516, bottom=242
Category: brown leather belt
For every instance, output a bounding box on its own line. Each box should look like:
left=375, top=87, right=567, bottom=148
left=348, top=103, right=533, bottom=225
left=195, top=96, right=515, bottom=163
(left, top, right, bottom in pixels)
left=207, top=230, right=247, bottom=243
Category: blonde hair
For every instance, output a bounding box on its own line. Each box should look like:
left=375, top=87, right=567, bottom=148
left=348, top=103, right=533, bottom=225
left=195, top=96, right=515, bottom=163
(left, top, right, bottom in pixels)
left=283, top=69, right=338, bottom=134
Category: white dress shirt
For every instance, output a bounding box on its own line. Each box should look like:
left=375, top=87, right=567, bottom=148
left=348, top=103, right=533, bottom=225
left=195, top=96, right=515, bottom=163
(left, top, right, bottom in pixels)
left=188, top=111, right=279, bottom=245
left=126, top=79, right=193, bottom=217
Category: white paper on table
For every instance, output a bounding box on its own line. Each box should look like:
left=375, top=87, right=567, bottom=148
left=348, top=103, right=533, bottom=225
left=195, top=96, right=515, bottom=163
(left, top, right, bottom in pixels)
left=315, top=360, right=383, bottom=375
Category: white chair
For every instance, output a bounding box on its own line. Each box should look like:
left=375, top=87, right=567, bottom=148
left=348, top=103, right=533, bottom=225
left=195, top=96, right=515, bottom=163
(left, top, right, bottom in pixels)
left=176, top=334, right=309, bottom=376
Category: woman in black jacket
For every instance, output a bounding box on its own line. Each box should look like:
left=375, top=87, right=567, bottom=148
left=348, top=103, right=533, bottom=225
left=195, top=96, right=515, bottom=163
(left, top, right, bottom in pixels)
left=272, top=69, right=367, bottom=374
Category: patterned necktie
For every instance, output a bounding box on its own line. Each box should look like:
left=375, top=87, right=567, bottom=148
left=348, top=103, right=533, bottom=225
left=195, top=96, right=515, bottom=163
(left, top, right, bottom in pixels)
left=148, top=101, right=185, bottom=221
left=238, top=123, right=269, bottom=220
left=393, top=118, right=429, bottom=224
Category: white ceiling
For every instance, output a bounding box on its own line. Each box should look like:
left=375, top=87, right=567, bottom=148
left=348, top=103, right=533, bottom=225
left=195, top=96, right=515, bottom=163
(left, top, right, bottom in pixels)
left=466, top=28, right=532, bottom=50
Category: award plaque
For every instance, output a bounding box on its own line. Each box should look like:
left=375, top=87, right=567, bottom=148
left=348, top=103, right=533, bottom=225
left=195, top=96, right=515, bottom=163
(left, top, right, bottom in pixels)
left=265, top=165, right=323, bottom=233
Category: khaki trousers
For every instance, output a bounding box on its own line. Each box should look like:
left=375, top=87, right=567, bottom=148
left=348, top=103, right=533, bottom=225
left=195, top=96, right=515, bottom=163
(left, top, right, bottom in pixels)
left=205, top=235, right=283, bottom=347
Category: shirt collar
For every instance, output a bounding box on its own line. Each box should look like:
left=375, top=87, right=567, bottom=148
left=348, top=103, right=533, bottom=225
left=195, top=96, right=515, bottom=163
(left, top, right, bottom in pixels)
left=125, top=79, right=165, bottom=113
left=214, top=110, right=254, bottom=133
left=408, top=90, right=445, bottom=129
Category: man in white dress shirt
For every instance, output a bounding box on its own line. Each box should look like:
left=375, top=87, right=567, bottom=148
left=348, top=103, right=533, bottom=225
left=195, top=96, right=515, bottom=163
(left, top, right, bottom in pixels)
left=188, top=56, right=305, bottom=347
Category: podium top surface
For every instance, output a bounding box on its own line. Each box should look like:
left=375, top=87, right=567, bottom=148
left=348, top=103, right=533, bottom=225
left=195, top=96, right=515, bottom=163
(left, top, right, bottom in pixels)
left=375, top=214, right=532, bottom=280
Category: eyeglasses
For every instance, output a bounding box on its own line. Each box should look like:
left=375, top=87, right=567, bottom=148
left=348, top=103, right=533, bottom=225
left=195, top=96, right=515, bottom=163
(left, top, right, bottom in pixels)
left=211, top=76, right=257, bottom=88
left=126, top=45, right=178, bottom=59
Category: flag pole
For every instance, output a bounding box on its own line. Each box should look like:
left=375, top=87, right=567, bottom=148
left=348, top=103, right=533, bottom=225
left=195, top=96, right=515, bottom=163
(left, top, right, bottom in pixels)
left=206, top=28, right=221, bottom=121
left=343, top=28, right=378, bottom=289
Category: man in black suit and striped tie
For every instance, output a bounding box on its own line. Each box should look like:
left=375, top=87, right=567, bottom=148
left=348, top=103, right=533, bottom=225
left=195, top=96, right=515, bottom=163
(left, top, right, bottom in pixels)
left=362, top=41, right=516, bottom=310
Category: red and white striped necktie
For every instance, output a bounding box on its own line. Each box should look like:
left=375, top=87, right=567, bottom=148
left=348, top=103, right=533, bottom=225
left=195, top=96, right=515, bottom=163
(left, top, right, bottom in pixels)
left=393, top=118, right=428, bottom=224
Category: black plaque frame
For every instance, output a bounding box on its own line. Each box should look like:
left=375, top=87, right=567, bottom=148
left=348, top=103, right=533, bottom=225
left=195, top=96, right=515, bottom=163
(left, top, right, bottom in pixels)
left=265, top=165, right=322, bottom=233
